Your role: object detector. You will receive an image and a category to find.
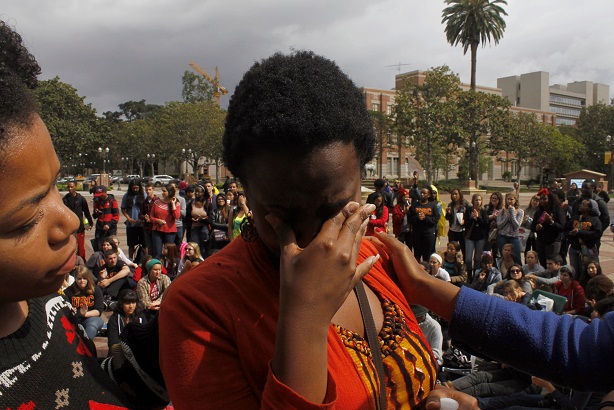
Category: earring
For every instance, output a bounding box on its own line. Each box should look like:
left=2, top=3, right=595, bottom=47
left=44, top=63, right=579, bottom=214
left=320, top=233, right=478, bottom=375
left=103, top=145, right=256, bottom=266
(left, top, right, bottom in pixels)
left=240, top=215, right=258, bottom=242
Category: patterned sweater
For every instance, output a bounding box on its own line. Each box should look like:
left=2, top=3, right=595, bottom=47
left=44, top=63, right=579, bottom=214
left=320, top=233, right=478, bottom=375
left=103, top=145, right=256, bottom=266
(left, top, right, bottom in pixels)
left=0, top=294, right=128, bottom=408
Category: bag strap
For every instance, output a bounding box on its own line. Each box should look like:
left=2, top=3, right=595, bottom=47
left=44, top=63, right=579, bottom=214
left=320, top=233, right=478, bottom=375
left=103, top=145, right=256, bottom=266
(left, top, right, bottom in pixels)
left=354, top=281, right=387, bottom=410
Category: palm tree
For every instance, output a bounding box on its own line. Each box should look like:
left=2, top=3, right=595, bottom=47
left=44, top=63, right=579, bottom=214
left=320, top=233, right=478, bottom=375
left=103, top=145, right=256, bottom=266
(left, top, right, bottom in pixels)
left=441, top=0, right=508, bottom=91
left=442, top=0, right=507, bottom=184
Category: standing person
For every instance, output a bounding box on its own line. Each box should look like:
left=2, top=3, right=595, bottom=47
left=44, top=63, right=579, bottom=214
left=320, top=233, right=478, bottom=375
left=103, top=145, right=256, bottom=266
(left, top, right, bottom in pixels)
left=464, top=194, right=488, bottom=280
left=62, top=180, right=93, bottom=260
left=92, top=185, right=120, bottom=252
left=149, top=183, right=180, bottom=258
left=570, top=180, right=609, bottom=251
left=521, top=195, right=540, bottom=258
left=139, top=182, right=157, bottom=256
left=63, top=266, right=104, bottom=340
left=446, top=188, right=468, bottom=253
left=170, top=182, right=187, bottom=249
left=189, top=197, right=209, bottom=250
left=228, top=191, right=251, bottom=241
left=392, top=187, right=413, bottom=249
left=0, top=20, right=168, bottom=408
left=120, top=178, right=145, bottom=260
left=410, top=187, right=439, bottom=262
left=596, top=183, right=610, bottom=204
left=566, top=182, right=580, bottom=204
left=485, top=192, right=503, bottom=256
left=530, top=188, right=565, bottom=268
left=136, top=258, right=171, bottom=321
left=567, top=198, right=602, bottom=281
left=495, top=192, right=524, bottom=262
left=182, top=185, right=195, bottom=242
left=367, top=178, right=393, bottom=216
left=208, top=193, right=231, bottom=253
left=159, top=51, right=468, bottom=409
left=365, top=192, right=388, bottom=236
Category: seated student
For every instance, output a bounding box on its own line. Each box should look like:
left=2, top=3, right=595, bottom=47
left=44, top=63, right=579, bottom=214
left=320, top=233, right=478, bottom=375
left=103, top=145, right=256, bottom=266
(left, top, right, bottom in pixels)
left=136, top=259, right=171, bottom=321
left=177, top=241, right=204, bottom=276
left=428, top=253, right=451, bottom=281
left=98, top=249, right=133, bottom=302
left=107, top=289, right=147, bottom=351
left=159, top=242, right=180, bottom=279
left=132, top=254, right=167, bottom=284
left=109, top=235, right=138, bottom=269
left=502, top=279, right=533, bottom=306
left=446, top=365, right=532, bottom=398
left=63, top=266, right=105, bottom=340
left=522, top=250, right=545, bottom=276
left=477, top=376, right=602, bottom=410
left=553, top=265, right=586, bottom=315
left=487, top=263, right=532, bottom=297
left=470, top=253, right=502, bottom=292
left=497, top=243, right=520, bottom=279
left=411, top=304, right=443, bottom=366
left=442, top=241, right=467, bottom=286
left=580, top=259, right=603, bottom=289
left=526, top=255, right=563, bottom=290
left=593, top=296, right=614, bottom=320
left=585, top=275, right=614, bottom=317
left=86, top=237, right=117, bottom=280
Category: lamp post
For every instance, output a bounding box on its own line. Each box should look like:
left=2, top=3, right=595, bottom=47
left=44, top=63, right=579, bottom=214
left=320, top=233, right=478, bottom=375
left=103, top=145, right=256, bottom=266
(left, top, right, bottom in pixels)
left=122, top=157, right=130, bottom=175
left=182, top=148, right=192, bottom=178
left=607, top=135, right=613, bottom=192
left=147, top=153, right=156, bottom=177
left=98, top=147, right=109, bottom=174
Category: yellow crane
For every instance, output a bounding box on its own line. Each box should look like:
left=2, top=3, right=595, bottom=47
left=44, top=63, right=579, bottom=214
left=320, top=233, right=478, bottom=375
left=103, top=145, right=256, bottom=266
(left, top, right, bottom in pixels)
left=189, top=61, right=228, bottom=105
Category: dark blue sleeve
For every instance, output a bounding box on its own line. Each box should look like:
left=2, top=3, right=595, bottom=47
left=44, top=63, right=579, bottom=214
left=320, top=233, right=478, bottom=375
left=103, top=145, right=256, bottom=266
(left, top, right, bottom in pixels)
left=449, top=286, right=614, bottom=392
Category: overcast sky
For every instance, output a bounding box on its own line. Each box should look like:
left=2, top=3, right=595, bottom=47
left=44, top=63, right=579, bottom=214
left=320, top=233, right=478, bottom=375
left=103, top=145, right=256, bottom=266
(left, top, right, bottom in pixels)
left=3, top=1, right=613, bottom=114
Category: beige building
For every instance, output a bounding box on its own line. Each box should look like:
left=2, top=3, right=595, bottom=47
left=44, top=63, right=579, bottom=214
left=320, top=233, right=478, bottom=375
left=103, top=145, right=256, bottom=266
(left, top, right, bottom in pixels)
left=497, top=71, right=610, bottom=126
left=361, top=70, right=554, bottom=183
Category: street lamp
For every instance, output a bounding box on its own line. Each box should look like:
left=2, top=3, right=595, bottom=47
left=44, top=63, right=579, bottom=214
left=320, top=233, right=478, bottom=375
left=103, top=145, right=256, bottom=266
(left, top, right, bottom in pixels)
left=147, top=153, right=156, bottom=177
left=607, top=135, right=613, bottom=192
left=182, top=148, right=192, bottom=178
left=98, top=147, right=109, bottom=174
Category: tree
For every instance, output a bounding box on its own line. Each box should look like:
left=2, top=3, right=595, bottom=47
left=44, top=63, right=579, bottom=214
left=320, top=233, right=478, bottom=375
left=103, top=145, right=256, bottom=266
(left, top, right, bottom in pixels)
left=576, top=103, right=614, bottom=173
left=181, top=70, right=215, bottom=103
left=394, top=66, right=462, bottom=184
left=150, top=101, right=225, bottom=181
left=117, top=100, right=161, bottom=122
left=489, top=111, right=538, bottom=183
left=33, top=76, right=103, bottom=173
left=442, top=0, right=508, bottom=90
left=532, top=123, right=583, bottom=186
left=455, top=90, right=510, bottom=185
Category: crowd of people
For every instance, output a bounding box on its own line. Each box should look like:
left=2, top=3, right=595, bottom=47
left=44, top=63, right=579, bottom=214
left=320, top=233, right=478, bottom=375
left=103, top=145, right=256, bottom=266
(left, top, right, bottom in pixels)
left=3, top=18, right=614, bottom=409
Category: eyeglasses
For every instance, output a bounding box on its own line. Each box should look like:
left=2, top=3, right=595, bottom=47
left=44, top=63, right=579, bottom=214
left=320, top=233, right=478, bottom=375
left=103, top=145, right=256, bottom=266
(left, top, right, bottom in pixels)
left=509, top=269, right=522, bottom=274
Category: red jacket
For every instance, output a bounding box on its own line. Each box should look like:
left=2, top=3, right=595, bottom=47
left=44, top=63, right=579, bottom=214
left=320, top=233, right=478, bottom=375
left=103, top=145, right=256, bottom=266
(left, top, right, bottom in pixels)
left=365, top=206, right=388, bottom=236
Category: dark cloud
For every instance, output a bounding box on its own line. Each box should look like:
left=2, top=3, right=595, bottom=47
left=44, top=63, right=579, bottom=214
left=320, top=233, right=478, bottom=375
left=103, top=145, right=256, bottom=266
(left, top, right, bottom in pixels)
left=3, top=0, right=613, bottom=114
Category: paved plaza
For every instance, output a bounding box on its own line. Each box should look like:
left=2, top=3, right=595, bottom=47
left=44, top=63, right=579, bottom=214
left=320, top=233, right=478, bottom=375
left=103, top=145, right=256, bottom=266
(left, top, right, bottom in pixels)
left=82, top=186, right=614, bottom=356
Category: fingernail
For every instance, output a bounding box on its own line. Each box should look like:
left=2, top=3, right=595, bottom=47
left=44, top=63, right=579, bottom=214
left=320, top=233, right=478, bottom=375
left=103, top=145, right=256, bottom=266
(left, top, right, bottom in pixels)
left=364, top=204, right=376, bottom=213
left=347, top=202, right=359, bottom=214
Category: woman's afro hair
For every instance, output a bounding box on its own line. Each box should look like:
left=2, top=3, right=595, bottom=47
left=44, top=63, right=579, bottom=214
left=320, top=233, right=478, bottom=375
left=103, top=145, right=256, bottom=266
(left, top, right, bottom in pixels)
left=223, top=50, right=375, bottom=181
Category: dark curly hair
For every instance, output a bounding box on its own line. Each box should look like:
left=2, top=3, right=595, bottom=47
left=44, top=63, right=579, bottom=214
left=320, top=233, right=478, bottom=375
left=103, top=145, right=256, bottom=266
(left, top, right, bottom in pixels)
left=223, top=50, right=375, bottom=182
left=0, top=20, right=41, bottom=147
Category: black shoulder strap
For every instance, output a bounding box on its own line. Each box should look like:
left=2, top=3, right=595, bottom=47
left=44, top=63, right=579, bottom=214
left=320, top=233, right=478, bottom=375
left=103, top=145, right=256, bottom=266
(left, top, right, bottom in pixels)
left=354, top=281, right=387, bottom=410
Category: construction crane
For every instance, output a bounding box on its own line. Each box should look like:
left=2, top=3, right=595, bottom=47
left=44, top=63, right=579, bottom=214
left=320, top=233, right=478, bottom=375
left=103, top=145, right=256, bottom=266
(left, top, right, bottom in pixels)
left=188, top=61, right=228, bottom=105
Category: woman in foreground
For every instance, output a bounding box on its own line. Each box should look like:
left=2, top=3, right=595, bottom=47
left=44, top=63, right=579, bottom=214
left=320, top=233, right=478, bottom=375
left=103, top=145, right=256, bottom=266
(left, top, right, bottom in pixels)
left=159, top=51, right=469, bottom=409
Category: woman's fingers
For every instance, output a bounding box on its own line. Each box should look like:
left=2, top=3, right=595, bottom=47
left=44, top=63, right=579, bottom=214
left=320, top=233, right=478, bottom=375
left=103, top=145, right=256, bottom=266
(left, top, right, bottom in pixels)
left=265, top=214, right=299, bottom=256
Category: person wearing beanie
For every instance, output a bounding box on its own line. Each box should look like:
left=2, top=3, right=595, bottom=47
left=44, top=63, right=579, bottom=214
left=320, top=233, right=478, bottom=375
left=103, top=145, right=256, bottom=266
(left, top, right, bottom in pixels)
left=136, top=258, right=171, bottom=321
